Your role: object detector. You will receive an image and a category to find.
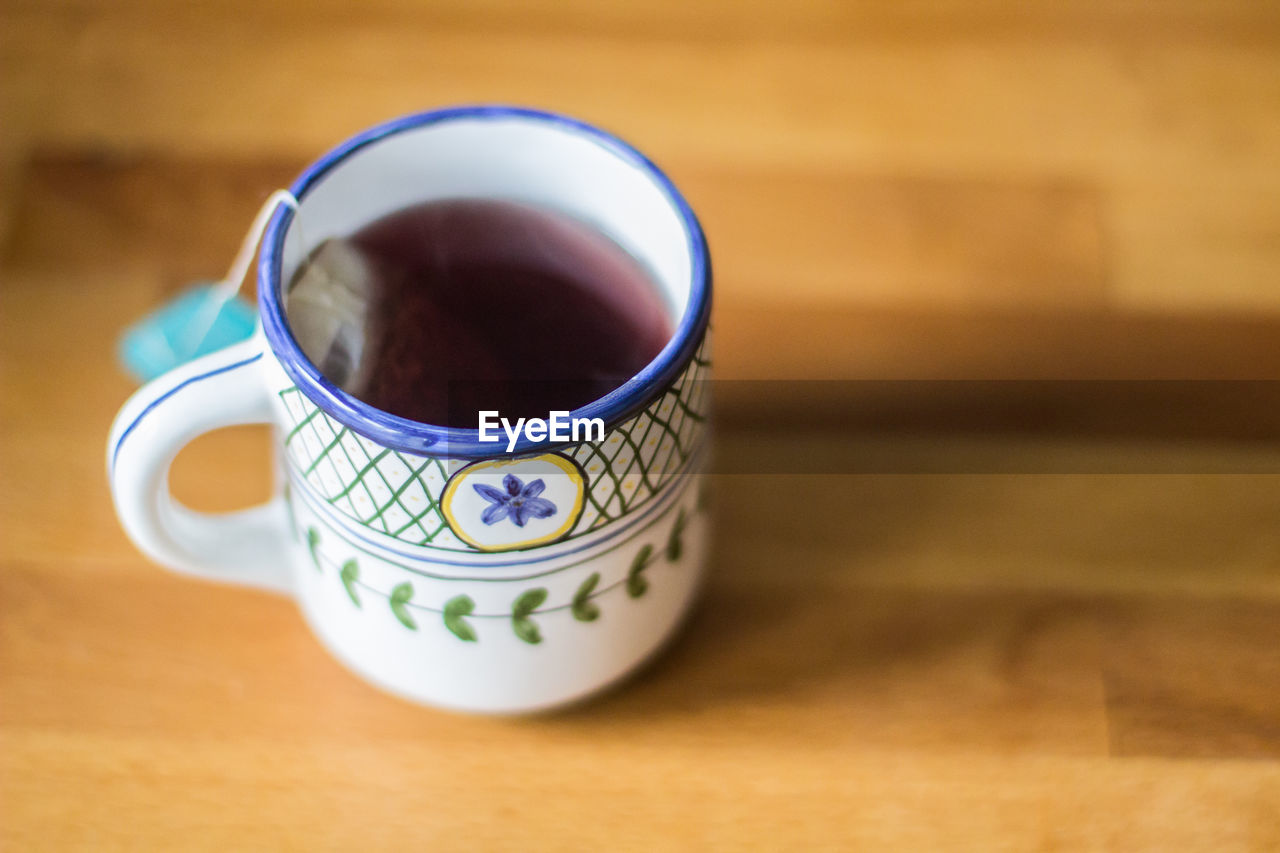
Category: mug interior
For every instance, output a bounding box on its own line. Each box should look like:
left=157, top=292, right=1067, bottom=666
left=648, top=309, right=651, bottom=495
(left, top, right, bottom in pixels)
left=278, top=113, right=693, bottom=324
left=259, top=106, right=709, bottom=457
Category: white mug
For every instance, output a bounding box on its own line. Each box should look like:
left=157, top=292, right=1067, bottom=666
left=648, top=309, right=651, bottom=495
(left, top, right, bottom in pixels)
left=107, top=106, right=713, bottom=713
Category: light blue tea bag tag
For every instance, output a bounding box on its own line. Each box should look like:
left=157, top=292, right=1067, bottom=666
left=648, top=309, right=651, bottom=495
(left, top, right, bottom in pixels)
left=118, top=190, right=299, bottom=382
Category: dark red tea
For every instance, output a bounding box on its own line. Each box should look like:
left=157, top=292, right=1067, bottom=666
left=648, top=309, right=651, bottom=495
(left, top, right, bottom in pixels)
left=288, top=199, right=673, bottom=428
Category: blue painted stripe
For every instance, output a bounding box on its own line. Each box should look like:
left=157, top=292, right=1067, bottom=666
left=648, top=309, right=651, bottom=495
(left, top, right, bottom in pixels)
left=110, top=353, right=264, bottom=472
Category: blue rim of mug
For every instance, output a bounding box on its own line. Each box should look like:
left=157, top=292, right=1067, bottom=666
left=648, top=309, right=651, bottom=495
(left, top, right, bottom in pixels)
left=258, top=105, right=711, bottom=459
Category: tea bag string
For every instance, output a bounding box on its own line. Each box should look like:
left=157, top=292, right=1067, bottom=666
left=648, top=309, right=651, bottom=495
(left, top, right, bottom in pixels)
left=179, top=189, right=301, bottom=356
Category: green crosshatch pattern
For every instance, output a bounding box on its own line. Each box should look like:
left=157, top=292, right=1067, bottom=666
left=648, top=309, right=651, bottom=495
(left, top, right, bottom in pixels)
left=568, top=336, right=710, bottom=531
left=278, top=389, right=460, bottom=547
left=276, top=332, right=710, bottom=550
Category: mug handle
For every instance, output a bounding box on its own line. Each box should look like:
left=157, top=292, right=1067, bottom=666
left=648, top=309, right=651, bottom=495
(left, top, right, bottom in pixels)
left=107, top=337, right=292, bottom=595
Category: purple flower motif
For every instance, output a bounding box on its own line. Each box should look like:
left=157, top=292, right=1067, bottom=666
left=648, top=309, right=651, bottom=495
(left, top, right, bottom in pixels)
left=474, top=474, right=557, bottom=528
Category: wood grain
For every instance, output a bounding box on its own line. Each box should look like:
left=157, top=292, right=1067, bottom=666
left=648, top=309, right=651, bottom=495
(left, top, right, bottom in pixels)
left=4, top=2, right=1280, bottom=849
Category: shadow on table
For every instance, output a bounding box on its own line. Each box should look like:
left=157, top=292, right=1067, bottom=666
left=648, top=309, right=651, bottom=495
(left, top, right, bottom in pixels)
left=542, top=465, right=1089, bottom=724
left=537, top=438, right=1280, bottom=760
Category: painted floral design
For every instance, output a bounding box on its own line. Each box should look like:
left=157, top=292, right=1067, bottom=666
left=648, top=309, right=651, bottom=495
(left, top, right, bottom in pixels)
left=474, top=474, right=557, bottom=527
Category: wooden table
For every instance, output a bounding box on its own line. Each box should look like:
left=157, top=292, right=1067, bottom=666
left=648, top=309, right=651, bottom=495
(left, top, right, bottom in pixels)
left=4, top=3, right=1280, bottom=849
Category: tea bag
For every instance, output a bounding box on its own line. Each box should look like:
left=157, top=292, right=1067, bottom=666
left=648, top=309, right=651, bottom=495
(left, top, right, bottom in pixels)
left=117, top=190, right=297, bottom=383
left=286, top=237, right=379, bottom=395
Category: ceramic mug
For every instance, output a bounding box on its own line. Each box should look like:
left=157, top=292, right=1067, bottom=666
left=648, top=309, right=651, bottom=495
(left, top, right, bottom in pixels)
left=107, top=106, right=713, bottom=713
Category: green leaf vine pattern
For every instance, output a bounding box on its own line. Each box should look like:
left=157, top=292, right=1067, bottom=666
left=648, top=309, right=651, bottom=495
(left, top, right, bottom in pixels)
left=627, top=544, right=657, bottom=599
left=340, top=559, right=361, bottom=607
left=306, top=527, right=322, bottom=571
left=571, top=573, right=601, bottom=622
left=389, top=582, right=417, bottom=630
left=511, top=588, right=548, bottom=645
left=443, top=595, right=477, bottom=642
left=307, top=501, right=696, bottom=643
left=666, top=508, right=688, bottom=562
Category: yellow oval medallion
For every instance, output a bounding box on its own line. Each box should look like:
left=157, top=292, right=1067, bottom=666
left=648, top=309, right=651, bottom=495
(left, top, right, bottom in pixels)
left=441, top=453, right=587, bottom=552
